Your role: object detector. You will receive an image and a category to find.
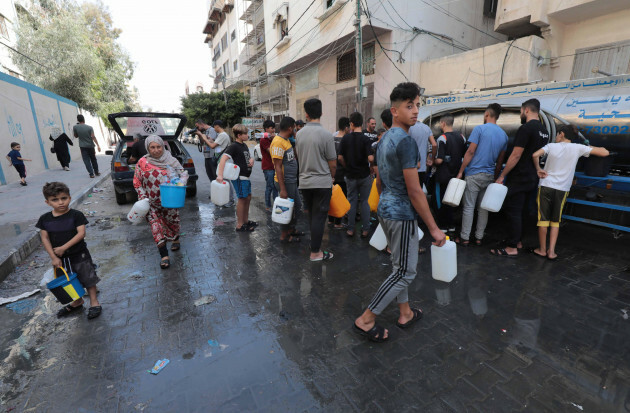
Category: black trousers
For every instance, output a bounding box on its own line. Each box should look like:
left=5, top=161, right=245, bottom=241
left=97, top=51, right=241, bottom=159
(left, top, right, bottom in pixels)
left=301, top=187, right=332, bottom=253
left=504, top=182, right=537, bottom=248
left=205, top=157, right=217, bottom=182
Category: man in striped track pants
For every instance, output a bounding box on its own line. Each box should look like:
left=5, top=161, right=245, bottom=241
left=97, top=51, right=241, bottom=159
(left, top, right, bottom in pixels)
left=353, top=82, right=446, bottom=343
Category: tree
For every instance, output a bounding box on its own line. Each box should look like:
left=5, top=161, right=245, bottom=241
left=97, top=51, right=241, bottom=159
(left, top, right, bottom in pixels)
left=180, top=90, right=247, bottom=128
left=12, top=1, right=138, bottom=119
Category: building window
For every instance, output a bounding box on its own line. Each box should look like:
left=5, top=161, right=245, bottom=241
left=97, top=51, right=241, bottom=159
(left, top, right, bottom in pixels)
left=362, top=43, right=375, bottom=75
left=231, top=30, right=236, bottom=42
left=0, top=15, right=9, bottom=39
left=223, top=61, right=230, bottom=75
left=279, top=19, right=288, bottom=39
left=216, top=68, right=223, bottom=80
left=221, top=34, right=228, bottom=50
left=233, top=59, right=238, bottom=71
left=213, top=44, right=221, bottom=59
left=326, top=0, right=335, bottom=8
left=337, top=50, right=356, bottom=82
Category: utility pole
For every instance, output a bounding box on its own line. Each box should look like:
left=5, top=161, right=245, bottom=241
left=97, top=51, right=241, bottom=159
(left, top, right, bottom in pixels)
left=355, top=0, right=363, bottom=110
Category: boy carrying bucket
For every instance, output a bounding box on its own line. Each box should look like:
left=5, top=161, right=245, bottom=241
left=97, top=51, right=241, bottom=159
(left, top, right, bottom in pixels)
left=36, top=182, right=102, bottom=319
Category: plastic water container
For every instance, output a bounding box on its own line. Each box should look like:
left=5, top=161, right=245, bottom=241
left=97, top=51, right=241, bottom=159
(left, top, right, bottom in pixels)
left=160, top=184, right=186, bottom=208
left=442, top=178, right=466, bottom=207
left=370, top=224, right=424, bottom=251
left=221, top=163, right=240, bottom=180
left=271, top=197, right=294, bottom=224
left=210, top=180, right=230, bottom=206
left=431, top=236, right=457, bottom=282
left=480, top=183, right=508, bottom=212
left=127, top=198, right=150, bottom=224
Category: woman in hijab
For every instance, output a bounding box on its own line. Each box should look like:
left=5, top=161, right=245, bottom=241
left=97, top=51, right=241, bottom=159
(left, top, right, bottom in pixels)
left=133, top=135, right=185, bottom=269
left=50, top=131, right=73, bottom=170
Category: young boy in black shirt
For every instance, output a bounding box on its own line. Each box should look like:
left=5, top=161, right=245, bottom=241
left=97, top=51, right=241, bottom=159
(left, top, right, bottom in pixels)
left=217, top=124, right=255, bottom=232
left=36, top=182, right=102, bottom=319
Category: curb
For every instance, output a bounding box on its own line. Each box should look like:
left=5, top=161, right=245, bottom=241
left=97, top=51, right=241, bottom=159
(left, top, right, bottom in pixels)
left=0, top=172, right=111, bottom=283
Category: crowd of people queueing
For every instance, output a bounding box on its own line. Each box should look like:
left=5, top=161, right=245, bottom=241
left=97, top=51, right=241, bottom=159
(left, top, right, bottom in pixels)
left=35, top=82, right=609, bottom=336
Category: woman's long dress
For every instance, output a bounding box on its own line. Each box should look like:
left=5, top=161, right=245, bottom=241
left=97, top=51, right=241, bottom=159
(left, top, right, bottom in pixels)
left=132, top=157, right=180, bottom=245
left=50, top=133, right=73, bottom=168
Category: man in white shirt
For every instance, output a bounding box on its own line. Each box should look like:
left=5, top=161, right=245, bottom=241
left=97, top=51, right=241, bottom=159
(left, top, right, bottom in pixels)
left=531, top=125, right=608, bottom=260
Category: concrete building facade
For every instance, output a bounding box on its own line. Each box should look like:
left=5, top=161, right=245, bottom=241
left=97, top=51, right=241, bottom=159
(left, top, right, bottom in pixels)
left=0, top=0, right=23, bottom=79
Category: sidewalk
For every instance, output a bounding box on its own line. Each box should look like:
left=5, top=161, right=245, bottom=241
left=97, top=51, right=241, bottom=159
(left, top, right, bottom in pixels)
left=0, top=155, right=111, bottom=281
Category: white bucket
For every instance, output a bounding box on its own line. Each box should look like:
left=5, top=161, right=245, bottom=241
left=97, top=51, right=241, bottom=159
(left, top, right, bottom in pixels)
left=210, top=180, right=230, bottom=206
left=271, top=197, right=294, bottom=225
left=442, top=178, right=466, bottom=207
left=370, top=224, right=424, bottom=251
left=480, top=183, right=508, bottom=212
left=431, top=237, right=457, bottom=282
left=127, top=198, right=150, bottom=224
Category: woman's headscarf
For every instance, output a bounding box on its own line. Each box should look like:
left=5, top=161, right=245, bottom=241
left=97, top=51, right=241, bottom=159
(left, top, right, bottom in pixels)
left=143, top=135, right=184, bottom=173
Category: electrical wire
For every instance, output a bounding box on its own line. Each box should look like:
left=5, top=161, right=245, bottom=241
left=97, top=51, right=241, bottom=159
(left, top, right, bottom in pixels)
left=361, top=0, right=409, bottom=80
left=0, top=41, right=52, bottom=70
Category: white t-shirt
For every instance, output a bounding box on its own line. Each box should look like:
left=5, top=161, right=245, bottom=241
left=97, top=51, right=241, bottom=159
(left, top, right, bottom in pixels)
left=540, top=142, right=592, bottom=191
left=214, top=132, right=231, bottom=155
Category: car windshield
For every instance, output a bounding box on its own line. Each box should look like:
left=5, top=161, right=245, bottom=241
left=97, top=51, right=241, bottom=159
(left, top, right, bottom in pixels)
left=114, top=116, right=182, bottom=138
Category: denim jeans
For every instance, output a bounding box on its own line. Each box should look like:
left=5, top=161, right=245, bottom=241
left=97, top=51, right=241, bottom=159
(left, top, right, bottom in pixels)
left=80, top=147, right=99, bottom=175
left=345, top=176, right=372, bottom=232
left=460, top=173, right=494, bottom=241
left=263, top=169, right=278, bottom=208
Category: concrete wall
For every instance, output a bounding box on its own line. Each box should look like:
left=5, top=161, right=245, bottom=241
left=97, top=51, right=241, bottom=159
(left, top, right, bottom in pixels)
left=0, top=72, right=79, bottom=185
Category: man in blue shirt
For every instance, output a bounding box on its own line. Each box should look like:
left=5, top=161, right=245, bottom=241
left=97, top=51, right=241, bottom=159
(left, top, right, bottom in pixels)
left=353, top=82, right=445, bottom=343
left=455, top=103, right=508, bottom=246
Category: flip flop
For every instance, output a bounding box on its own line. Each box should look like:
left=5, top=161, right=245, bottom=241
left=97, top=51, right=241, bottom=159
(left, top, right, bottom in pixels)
left=289, top=230, right=305, bottom=236
left=490, top=248, right=517, bottom=258
left=160, top=258, right=170, bottom=269
left=280, top=236, right=301, bottom=243
left=170, top=242, right=181, bottom=251
left=455, top=237, right=470, bottom=247
left=352, top=322, right=389, bottom=343
left=87, top=306, right=102, bottom=320
left=310, top=251, right=333, bottom=262
left=396, top=308, right=423, bottom=329
left=474, top=239, right=483, bottom=246
left=57, top=304, right=83, bottom=318
left=528, top=248, right=546, bottom=258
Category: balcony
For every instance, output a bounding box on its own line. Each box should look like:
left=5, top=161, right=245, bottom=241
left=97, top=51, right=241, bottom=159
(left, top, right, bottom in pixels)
left=240, top=0, right=263, bottom=21
left=203, top=19, right=219, bottom=36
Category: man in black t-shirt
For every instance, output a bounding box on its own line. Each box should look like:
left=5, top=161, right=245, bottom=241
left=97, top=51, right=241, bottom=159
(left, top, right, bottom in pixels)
left=217, top=124, right=255, bottom=232
left=128, top=134, right=147, bottom=164
left=339, top=112, right=373, bottom=237
left=492, top=99, right=549, bottom=257
left=434, top=113, right=467, bottom=232
left=363, top=116, right=378, bottom=145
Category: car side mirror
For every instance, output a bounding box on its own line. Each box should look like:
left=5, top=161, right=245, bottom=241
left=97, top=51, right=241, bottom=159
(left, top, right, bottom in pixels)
left=105, top=150, right=113, bottom=155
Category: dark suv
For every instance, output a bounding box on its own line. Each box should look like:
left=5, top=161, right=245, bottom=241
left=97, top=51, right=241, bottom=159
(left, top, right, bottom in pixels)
left=106, top=112, right=198, bottom=204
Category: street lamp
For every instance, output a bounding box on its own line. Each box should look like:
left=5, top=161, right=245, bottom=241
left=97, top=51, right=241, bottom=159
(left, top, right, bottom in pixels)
left=209, top=74, right=228, bottom=106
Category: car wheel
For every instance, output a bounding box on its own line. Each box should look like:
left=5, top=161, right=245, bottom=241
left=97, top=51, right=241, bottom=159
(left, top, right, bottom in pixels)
left=115, top=190, right=128, bottom=205
left=186, top=182, right=197, bottom=198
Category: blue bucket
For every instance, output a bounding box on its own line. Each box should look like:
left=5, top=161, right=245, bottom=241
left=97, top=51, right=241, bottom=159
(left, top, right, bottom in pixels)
left=160, top=184, right=186, bottom=208
left=46, top=267, right=86, bottom=305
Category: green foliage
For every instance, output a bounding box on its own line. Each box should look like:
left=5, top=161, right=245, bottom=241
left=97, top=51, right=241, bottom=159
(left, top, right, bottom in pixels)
left=12, top=0, right=138, bottom=123
left=180, top=90, right=248, bottom=128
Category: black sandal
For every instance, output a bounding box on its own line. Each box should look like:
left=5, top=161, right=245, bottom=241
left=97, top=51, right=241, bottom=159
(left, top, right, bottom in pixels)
left=455, top=237, right=470, bottom=247
left=280, top=236, right=301, bottom=243
left=57, top=304, right=83, bottom=318
left=236, top=225, right=254, bottom=232
left=171, top=242, right=180, bottom=251
left=352, top=323, right=389, bottom=343
left=247, top=220, right=258, bottom=227
left=160, top=258, right=170, bottom=269
left=289, top=230, right=305, bottom=236
left=87, top=306, right=102, bottom=320
left=490, top=248, right=517, bottom=258
left=396, top=308, right=423, bottom=329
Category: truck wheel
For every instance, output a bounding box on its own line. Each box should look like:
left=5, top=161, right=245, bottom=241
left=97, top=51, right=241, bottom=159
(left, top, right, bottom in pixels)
left=186, top=182, right=197, bottom=198
left=115, top=190, right=127, bottom=205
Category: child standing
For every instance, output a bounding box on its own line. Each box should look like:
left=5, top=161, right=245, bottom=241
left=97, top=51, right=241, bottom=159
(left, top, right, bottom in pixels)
left=217, top=124, right=255, bottom=232
left=532, top=125, right=609, bottom=259
left=36, top=182, right=102, bottom=319
left=6, top=142, right=31, bottom=186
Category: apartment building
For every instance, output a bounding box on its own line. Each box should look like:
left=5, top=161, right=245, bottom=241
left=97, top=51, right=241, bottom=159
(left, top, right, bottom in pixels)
left=0, top=0, right=23, bottom=79
left=420, top=0, right=630, bottom=95
left=203, top=0, right=249, bottom=93
left=258, top=0, right=504, bottom=131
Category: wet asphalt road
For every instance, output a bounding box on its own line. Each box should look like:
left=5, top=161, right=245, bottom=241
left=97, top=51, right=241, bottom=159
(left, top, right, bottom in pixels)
left=1, top=143, right=630, bottom=412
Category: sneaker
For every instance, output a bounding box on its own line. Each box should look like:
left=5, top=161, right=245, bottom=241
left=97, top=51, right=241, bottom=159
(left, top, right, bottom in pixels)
left=20, top=182, right=27, bottom=186
left=64, top=166, right=70, bottom=171
left=89, top=174, right=95, bottom=178
left=448, top=227, right=456, bottom=232
left=95, top=172, right=101, bottom=176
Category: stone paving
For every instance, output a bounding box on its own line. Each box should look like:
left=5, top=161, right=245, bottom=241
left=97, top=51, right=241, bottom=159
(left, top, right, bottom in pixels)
left=1, top=149, right=629, bottom=412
